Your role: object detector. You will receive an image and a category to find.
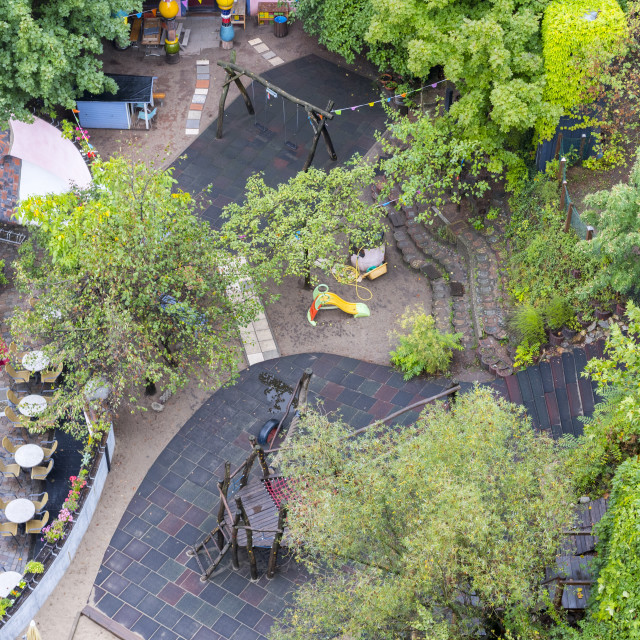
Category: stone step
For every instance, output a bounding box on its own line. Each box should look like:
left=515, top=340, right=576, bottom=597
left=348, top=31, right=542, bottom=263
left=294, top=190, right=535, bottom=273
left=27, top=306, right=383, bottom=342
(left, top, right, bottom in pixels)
left=402, top=206, right=475, bottom=350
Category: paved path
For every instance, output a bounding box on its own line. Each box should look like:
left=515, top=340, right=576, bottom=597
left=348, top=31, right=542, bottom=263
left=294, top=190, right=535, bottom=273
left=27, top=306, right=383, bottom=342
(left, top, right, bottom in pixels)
left=89, top=354, right=453, bottom=640
left=171, top=54, right=387, bottom=229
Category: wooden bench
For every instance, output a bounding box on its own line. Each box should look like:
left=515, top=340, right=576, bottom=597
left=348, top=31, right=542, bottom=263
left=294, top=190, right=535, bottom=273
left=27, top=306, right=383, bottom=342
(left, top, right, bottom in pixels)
left=179, top=28, right=191, bottom=50
left=129, top=17, right=142, bottom=45
left=257, top=1, right=289, bottom=25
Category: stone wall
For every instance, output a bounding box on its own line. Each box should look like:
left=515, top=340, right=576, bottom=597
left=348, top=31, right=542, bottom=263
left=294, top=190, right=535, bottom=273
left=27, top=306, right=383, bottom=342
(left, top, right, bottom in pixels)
left=0, top=127, right=21, bottom=224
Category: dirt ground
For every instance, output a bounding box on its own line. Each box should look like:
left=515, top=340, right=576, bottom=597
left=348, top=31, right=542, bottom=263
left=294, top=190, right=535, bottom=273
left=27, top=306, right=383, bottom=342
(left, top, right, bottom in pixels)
left=20, top=18, right=422, bottom=640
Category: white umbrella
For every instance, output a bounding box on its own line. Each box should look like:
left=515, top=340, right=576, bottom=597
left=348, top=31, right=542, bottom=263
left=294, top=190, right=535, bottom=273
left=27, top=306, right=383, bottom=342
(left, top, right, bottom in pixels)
left=27, top=620, right=41, bottom=640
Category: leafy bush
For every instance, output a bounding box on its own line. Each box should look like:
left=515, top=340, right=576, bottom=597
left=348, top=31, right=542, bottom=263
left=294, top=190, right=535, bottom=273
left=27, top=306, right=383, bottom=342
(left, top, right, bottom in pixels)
left=510, top=304, right=546, bottom=345
left=389, top=307, right=463, bottom=379
left=543, top=296, right=574, bottom=331
left=588, top=457, right=640, bottom=638
left=565, top=301, right=640, bottom=493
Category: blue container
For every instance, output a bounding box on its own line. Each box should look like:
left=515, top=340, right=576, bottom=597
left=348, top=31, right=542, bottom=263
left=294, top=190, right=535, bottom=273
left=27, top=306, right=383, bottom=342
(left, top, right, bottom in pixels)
left=220, top=23, right=235, bottom=42
left=274, top=14, right=288, bottom=37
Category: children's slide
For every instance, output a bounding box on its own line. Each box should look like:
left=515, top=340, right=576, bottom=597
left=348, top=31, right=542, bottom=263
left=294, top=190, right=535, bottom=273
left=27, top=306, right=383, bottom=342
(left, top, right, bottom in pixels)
left=307, top=285, right=370, bottom=326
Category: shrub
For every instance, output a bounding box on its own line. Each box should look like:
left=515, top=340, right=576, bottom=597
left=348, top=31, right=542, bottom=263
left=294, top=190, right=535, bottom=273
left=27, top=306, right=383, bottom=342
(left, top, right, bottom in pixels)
left=389, top=307, right=463, bottom=379
left=543, top=296, right=575, bottom=331
left=510, top=304, right=546, bottom=346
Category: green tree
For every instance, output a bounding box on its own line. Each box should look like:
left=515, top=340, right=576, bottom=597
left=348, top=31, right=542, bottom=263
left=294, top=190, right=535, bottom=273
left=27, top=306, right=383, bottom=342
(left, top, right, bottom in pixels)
left=567, top=301, right=640, bottom=493
left=219, top=161, right=386, bottom=288
left=579, top=150, right=640, bottom=297
left=11, top=155, right=259, bottom=430
left=275, top=387, right=575, bottom=640
left=0, top=0, right=139, bottom=126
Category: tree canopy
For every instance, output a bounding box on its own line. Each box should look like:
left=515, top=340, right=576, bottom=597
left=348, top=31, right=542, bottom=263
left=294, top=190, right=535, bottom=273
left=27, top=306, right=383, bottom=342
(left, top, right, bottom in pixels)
left=219, top=161, right=386, bottom=288
left=580, top=150, right=640, bottom=297
left=274, top=386, right=575, bottom=640
left=0, top=0, right=139, bottom=126
left=11, top=155, right=258, bottom=428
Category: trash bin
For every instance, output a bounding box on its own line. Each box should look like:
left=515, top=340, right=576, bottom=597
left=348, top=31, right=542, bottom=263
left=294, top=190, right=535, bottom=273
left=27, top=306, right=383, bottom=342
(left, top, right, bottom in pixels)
left=274, top=15, right=288, bottom=37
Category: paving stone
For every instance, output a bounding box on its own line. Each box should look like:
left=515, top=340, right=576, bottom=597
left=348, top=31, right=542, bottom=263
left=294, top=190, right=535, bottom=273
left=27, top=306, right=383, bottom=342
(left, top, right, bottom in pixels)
left=187, top=110, right=202, bottom=120
left=186, top=120, right=201, bottom=130
left=253, top=43, right=269, bottom=53
left=192, top=94, right=207, bottom=104
left=263, top=51, right=276, bottom=60
left=194, top=88, right=208, bottom=95
left=269, top=57, right=285, bottom=66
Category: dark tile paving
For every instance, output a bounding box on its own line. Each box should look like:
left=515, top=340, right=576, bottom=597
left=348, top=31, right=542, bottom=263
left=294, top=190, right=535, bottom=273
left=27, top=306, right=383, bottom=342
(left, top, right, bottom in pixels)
left=171, top=55, right=387, bottom=229
left=92, top=354, right=451, bottom=640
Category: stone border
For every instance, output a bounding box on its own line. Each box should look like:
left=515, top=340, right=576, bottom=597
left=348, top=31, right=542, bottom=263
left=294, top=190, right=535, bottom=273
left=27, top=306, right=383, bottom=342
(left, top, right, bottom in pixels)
left=248, top=38, right=284, bottom=66
left=0, top=427, right=115, bottom=638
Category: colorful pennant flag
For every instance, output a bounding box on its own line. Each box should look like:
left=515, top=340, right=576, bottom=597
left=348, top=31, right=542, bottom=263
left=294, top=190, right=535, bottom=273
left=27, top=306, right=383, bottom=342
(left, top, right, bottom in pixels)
left=368, top=102, right=374, bottom=106
left=136, top=12, right=142, bottom=17
left=151, top=8, right=157, bottom=15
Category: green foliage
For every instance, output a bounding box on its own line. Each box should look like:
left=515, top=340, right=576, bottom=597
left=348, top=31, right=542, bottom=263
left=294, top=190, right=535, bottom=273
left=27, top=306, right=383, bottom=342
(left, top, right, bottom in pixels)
left=507, top=171, right=601, bottom=313
left=565, top=301, right=640, bottom=493
left=12, top=155, right=259, bottom=429
left=0, top=260, right=8, bottom=286
left=219, top=160, right=385, bottom=288
left=586, top=456, right=640, bottom=638
left=24, top=561, right=44, bottom=575
left=275, top=387, right=576, bottom=640
left=389, top=307, right=463, bottom=379
left=510, top=304, right=546, bottom=345
left=0, top=0, right=141, bottom=126
left=514, top=340, right=543, bottom=369
left=579, top=149, right=640, bottom=297
left=544, top=296, right=575, bottom=331
left=539, top=0, right=627, bottom=139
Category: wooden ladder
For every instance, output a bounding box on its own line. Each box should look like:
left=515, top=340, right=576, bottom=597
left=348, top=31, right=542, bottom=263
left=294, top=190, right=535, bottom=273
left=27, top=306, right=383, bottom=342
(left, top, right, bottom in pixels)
left=187, top=521, right=232, bottom=580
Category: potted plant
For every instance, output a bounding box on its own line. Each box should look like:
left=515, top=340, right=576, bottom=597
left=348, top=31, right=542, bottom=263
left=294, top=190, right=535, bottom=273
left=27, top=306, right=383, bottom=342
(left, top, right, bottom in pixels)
left=543, top=296, right=574, bottom=346
left=23, top=560, right=45, bottom=589
left=0, top=339, right=8, bottom=366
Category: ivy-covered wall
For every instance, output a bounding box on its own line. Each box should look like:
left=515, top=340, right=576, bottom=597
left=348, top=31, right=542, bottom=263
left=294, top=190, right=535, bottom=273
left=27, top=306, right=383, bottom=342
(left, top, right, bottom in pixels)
left=539, top=0, right=626, bottom=139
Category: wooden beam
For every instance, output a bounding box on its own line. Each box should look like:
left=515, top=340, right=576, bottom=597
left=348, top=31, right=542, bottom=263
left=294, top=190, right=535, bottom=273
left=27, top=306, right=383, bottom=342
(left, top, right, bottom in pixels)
left=217, top=60, right=334, bottom=119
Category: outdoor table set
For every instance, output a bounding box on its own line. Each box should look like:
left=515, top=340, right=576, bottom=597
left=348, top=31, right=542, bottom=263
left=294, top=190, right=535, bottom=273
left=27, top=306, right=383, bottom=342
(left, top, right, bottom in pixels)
left=0, top=570, right=22, bottom=597
left=17, top=395, right=47, bottom=418
left=22, top=350, right=50, bottom=383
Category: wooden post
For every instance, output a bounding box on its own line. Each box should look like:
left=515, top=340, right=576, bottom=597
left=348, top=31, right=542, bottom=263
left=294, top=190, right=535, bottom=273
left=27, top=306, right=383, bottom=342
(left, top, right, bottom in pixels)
left=230, top=511, right=242, bottom=570
left=559, top=180, right=567, bottom=211
left=303, top=101, right=336, bottom=171
left=216, top=462, right=231, bottom=549
left=239, top=448, right=258, bottom=488
left=235, top=497, right=258, bottom=580
left=558, top=157, right=566, bottom=183
left=586, top=226, right=594, bottom=241
left=579, top=133, right=587, bottom=160
left=267, top=507, right=287, bottom=579
left=564, top=202, right=574, bottom=233
left=217, top=70, right=232, bottom=139
left=554, top=132, right=564, bottom=160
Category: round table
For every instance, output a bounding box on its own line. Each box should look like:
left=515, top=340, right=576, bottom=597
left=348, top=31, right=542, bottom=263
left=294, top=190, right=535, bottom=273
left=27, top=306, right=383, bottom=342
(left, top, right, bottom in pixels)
left=18, top=394, right=47, bottom=417
left=5, top=498, right=35, bottom=524
left=22, top=351, right=50, bottom=372
left=14, top=444, right=44, bottom=469
left=0, top=571, right=22, bottom=598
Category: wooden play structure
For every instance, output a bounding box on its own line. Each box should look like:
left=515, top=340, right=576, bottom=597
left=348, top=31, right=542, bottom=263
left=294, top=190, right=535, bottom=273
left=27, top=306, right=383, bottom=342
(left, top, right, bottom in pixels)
left=215, top=52, right=337, bottom=171
left=188, top=369, right=312, bottom=581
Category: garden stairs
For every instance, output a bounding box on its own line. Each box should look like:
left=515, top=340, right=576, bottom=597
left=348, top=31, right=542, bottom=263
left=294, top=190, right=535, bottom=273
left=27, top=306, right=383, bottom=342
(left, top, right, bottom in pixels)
left=382, top=188, right=512, bottom=374
left=489, top=339, right=605, bottom=438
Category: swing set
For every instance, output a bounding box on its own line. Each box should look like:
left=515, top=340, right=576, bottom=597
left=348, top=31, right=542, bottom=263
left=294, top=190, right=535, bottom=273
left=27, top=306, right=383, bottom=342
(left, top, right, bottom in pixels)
left=216, top=52, right=337, bottom=171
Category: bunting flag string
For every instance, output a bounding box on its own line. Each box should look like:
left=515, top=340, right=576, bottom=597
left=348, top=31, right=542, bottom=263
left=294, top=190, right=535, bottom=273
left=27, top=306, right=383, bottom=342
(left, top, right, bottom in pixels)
left=121, top=7, right=159, bottom=21
left=332, top=77, right=448, bottom=115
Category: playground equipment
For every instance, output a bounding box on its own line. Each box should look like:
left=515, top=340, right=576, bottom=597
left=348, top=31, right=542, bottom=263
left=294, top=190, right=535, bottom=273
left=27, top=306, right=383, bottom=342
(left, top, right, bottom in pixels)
left=307, top=284, right=370, bottom=326
left=188, top=369, right=312, bottom=581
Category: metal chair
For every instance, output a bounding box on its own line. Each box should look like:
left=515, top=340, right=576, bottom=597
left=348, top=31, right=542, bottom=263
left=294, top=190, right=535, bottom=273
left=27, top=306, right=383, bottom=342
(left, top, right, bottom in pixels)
left=8, top=342, right=27, bottom=363
left=41, top=441, right=58, bottom=462
left=0, top=522, right=18, bottom=543
left=40, top=364, right=63, bottom=393
left=137, top=107, right=157, bottom=128
left=31, top=459, right=53, bottom=481
left=6, top=389, right=26, bottom=406
left=0, top=460, right=21, bottom=487
left=30, top=492, right=48, bottom=515
left=5, top=363, right=31, bottom=387
left=25, top=511, right=49, bottom=536
left=4, top=406, right=30, bottom=427
left=0, top=496, right=12, bottom=510
left=2, top=435, right=24, bottom=456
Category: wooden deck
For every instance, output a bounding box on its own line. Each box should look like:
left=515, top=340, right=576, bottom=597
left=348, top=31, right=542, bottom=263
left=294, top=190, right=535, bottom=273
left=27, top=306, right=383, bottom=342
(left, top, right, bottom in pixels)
left=224, top=479, right=285, bottom=547
left=546, top=556, right=593, bottom=610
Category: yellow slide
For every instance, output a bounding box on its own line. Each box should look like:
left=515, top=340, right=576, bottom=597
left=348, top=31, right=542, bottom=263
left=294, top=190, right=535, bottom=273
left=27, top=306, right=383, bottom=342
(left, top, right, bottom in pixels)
left=308, top=285, right=370, bottom=326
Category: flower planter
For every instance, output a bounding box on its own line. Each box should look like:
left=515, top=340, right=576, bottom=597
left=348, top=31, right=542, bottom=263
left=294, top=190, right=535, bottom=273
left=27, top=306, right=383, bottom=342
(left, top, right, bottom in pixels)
left=562, top=326, right=577, bottom=340
left=549, top=331, right=564, bottom=346
left=616, top=301, right=627, bottom=317
left=595, top=307, right=612, bottom=320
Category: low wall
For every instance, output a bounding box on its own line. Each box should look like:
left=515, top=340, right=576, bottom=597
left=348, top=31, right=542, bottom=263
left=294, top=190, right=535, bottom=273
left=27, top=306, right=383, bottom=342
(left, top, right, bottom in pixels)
left=1, top=427, right=115, bottom=638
